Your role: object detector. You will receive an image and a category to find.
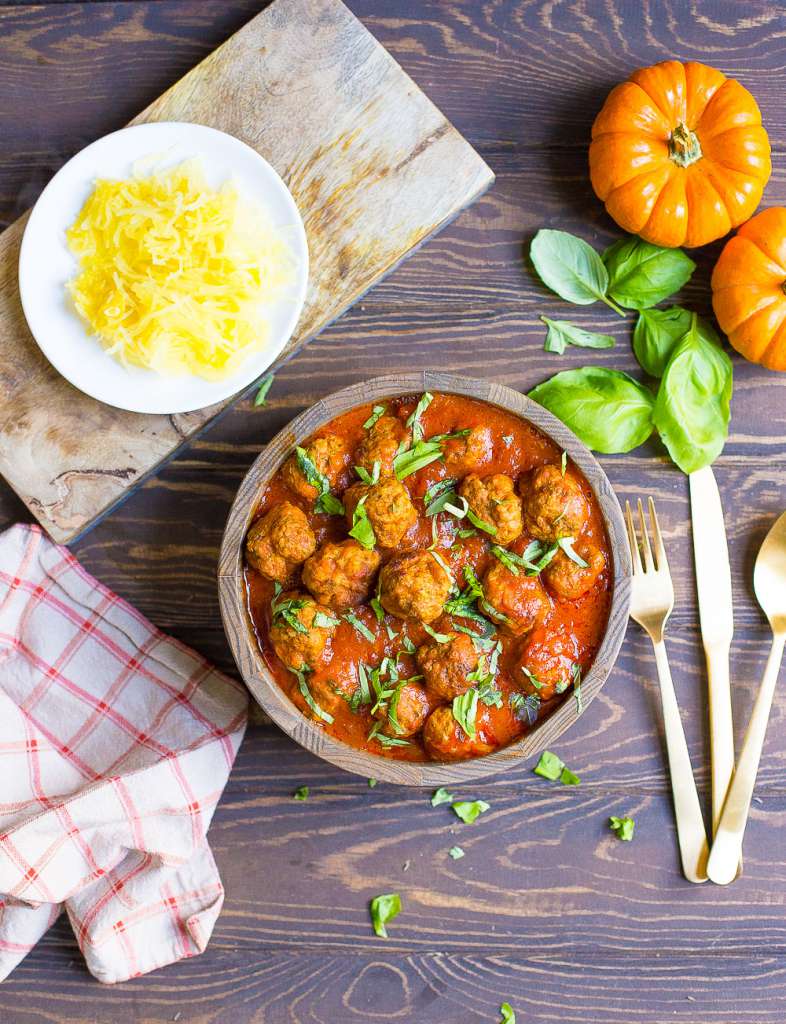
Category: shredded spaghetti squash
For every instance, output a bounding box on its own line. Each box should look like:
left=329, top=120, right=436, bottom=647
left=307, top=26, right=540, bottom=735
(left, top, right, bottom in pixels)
left=66, top=160, right=294, bottom=380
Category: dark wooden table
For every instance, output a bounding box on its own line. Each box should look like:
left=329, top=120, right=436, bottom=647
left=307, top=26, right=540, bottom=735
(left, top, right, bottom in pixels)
left=2, top=2, right=786, bottom=1021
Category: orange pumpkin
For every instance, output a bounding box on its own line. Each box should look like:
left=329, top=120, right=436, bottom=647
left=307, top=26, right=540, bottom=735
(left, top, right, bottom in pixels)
left=711, top=207, right=786, bottom=371
left=590, top=60, right=771, bottom=248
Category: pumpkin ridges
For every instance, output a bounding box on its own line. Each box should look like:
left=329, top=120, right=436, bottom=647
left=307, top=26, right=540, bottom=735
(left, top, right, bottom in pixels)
left=713, top=287, right=780, bottom=333
left=642, top=172, right=689, bottom=247
left=729, top=302, right=786, bottom=364
left=590, top=81, right=671, bottom=139
left=604, top=165, right=673, bottom=235
left=712, top=233, right=786, bottom=287
left=701, top=159, right=765, bottom=222
left=734, top=207, right=786, bottom=271
left=683, top=170, right=730, bottom=247
left=697, top=78, right=765, bottom=139
left=700, top=126, right=772, bottom=180
left=629, top=60, right=688, bottom=125
left=760, top=318, right=786, bottom=371
left=588, top=133, right=669, bottom=199
left=684, top=61, right=727, bottom=128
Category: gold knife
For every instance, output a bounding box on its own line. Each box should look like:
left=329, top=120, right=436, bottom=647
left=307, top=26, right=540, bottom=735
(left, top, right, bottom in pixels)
left=689, top=466, right=738, bottom=872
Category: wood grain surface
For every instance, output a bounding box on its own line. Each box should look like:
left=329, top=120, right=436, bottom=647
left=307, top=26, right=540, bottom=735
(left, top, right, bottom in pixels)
left=0, top=0, right=492, bottom=544
left=2, top=1, right=786, bottom=1022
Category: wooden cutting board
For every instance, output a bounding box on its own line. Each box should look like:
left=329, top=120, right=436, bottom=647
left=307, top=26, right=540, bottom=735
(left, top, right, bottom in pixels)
left=0, top=0, right=493, bottom=544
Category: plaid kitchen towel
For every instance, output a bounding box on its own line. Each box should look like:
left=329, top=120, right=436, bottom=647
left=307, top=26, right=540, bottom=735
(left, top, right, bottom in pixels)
left=0, top=524, right=248, bottom=984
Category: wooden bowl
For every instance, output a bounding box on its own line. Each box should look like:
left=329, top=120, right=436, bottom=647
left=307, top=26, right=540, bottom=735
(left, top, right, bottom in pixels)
left=218, top=371, right=631, bottom=786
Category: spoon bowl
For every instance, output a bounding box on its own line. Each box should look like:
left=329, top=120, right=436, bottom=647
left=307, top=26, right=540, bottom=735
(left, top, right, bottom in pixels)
left=754, top=510, right=786, bottom=633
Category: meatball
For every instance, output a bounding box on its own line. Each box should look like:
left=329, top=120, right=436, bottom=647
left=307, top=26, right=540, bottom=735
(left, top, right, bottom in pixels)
left=518, top=629, right=580, bottom=701
left=443, top=425, right=493, bottom=475
left=307, top=663, right=358, bottom=716
left=356, top=415, right=411, bottom=479
left=245, top=501, right=316, bottom=581
left=417, top=631, right=479, bottom=701
left=483, top=561, right=550, bottom=637
left=458, top=473, right=523, bottom=546
left=344, top=477, right=418, bottom=548
left=281, top=434, right=349, bottom=502
left=302, top=539, right=380, bottom=611
left=543, top=542, right=606, bottom=600
left=269, top=592, right=336, bottom=671
left=423, top=705, right=495, bottom=762
left=374, top=681, right=430, bottom=738
left=519, top=464, right=589, bottom=542
left=379, top=551, right=453, bottom=624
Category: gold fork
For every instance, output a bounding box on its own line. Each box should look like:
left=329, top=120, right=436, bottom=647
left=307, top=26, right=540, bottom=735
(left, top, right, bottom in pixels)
left=626, top=498, right=709, bottom=883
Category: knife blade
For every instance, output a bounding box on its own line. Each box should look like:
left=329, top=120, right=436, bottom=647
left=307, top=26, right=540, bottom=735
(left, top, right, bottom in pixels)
left=689, top=466, right=736, bottom=848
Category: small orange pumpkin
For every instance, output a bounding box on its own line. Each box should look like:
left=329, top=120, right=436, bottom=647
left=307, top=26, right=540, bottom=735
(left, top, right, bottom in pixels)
left=712, top=207, right=786, bottom=371
left=590, top=60, right=771, bottom=248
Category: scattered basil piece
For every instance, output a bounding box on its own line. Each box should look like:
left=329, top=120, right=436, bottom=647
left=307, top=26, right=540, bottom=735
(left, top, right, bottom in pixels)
left=370, top=893, right=402, bottom=938
left=500, top=1003, right=516, bottom=1024
left=652, top=312, right=733, bottom=474
left=529, top=367, right=655, bottom=454
left=561, top=767, right=581, bottom=786
left=541, top=316, right=615, bottom=355
left=609, top=815, right=635, bottom=841
left=406, top=392, right=433, bottom=442
left=633, top=306, right=692, bottom=377
left=449, top=845, right=465, bottom=860
left=431, top=787, right=454, bottom=807
left=368, top=778, right=377, bottom=788
left=452, top=799, right=490, bottom=824
left=349, top=494, right=377, bottom=550
left=253, top=373, right=274, bottom=407
left=423, top=623, right=451, bottom=644
left=533, top=750, right=564, bottom=781
left=452, top=688, right=479, bottom=738
left=293, top=785, right=309, bottom=801
left=530, top=229, right=611, bottom=307
left=603, top=237, right=695, bottom=310
left=557, top=536, right=588, bottom=567
left=363, top=405, right=386, bottom=430
left=344, top=611, right=376, bottom=643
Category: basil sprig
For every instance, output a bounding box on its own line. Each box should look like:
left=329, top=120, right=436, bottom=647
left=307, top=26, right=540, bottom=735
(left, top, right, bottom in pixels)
left=531, top=229, right=622, bottom=313
left=541, top=316, right=615, bottom=355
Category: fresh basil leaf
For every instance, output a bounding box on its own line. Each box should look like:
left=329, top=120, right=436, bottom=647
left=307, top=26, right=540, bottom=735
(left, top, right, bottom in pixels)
left=406, top=392, right=433, bottom=442
left=511, top=691, right=540, bottom=725
left=293, top=785, right=309, bottom=800
left=253, top=373, right=274, bottom=406
left=560, top=767, right=581, bottom=786
left=451, top=799, right=490, bottom=824
left=490, top=544, right=523, bottom=575
left=521, top=665, right=544, bottom=690
left=316, top=492, right=345, bottom=516
left=349, top=495, right=377, bottom=550
left=557, top=536, right=588, bottom=567
left=609, top=815, right=635, bottom=841
left=313, top=611, right=340, bottom=628
left=500, top=1003, right=516, bottom=1024
left=295, top=669, right=334, bottom=724
left=466, top=509, right=497, bottom=535
left=530, top=229, right=609, bottom=306
left=431, top=786, right=454, bottom=807
left=424, top=477, right=458, bottom=515
left=368, top=778, right=377, bottom=788
left=633, top=306, right=692, bottom=377
left=423, top=623, right=451, bottom=644
left=370, top=893, right=401, bottom=938
left=541, top=316, right=615, bottom=355
left=529, top=367, right=655, bottom=454
left=452, top=688, right=479, bottom=738
left=367, top=722, right=410, bottom=748
left=603, top=237, right=695, bottom=310
left=533, top=750, right=564, bottom=780
left=355, top=465, right=374, bottom=485
left=370, top=596, right=385, bottom=623
left=344, top=611, right=376, bottom=643
left=363, top=405, right=386, bottom=430
left=652, top=313, right=733, bottom=474
left=394, top=439, right=443, bottom=479
left=449, top=845, right=465, bottom=860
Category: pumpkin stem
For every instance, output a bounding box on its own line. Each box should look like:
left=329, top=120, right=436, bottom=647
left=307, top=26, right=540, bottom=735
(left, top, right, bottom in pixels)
left=669, top=122, right=702, bottom=167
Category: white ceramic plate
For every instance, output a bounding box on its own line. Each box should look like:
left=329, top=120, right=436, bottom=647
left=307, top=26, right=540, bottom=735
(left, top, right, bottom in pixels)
left=18, top=122, right=309, bottom=414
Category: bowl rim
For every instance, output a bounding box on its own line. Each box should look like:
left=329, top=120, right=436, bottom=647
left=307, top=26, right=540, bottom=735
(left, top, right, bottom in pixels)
left=218, top=371, right=632, bottom=786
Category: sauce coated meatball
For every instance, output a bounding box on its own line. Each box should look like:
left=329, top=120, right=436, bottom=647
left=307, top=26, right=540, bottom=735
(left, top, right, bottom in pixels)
left=379, top=551, right=453, bottom=624
left=423, top=704, right=495, bottom=762
left=355, top=415, right=411, bottom=479
left=443, top=425, right=493, bottom=475
left=269, top=592, right=336, bottom=671
left=302, top=539, right=380, bottom=611
left=344, top=477, right=418, bottom=548
left=281, top=434, right=349, bottom=502
left=518, top=629, right=580, bottom=701
left=458, top=473, right=523, bottom=546
left=483, top=561, right=550, bottom=637
left=245, top=501, right=316, bottom=581
left=519, top=464, right=589, bottom=542
left=306, top=663, right=358, bottom=717
left=543, top=543, right=606, bottom=600
left=417, top=631, right=479, bottom=701
left=373, top=681, right=430, bottom=738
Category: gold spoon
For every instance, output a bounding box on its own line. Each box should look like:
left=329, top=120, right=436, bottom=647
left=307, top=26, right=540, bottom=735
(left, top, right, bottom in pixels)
left=707, top=510, right=786, bottom=885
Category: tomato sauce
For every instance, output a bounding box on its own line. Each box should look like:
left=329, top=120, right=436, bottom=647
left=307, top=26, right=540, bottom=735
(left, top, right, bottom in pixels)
left=245, top=392, right=611, bottom=762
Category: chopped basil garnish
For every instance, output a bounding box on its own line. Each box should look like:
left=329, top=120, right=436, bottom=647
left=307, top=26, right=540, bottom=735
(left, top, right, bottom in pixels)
left=405, top=391, right=433, bottom=442
left=431, top=786, right=454, bottom=807
left=452, top=688, right=479, bottom=738
left=354, top=460, right=381, bottom=486
left=294, top=668, right=334, bottom=724
left=430, top=549, right=454, bottom=585
left=490, top=544, right=527, bottom=575
left=466, top=509, right=497, bottom=535
left=344, top=610, right=376, bottom=643
left=293, top=785, right=309, bottom=801
left=368, top=778, right=377, bottom=788
left=367, top=720, right=410, bottom=747
left=349, top=494, right=377, bottom=550
left=271, top=585, right=309, bottom=634
left=313, top=611, right=340, bottom=629
left=370, top=892, right=402, bottom=938
left=449, top=846, right=465, bottom=860
left=425, top=477, right=459, bottom=515
left=363, top=405, right=386, bottom=430
left=370, top=596, right=385, bottom=623
left=609, top=815, right=635, bottom=841
left=558, top=536, right=588, bottom=567
left=521, top=665, right=543, bottom=690
left=533, top=749, right=580, bottom=785
left=393, top=439, right=444, bottom=479
left=294, top=445, right=345, bottom=516
left=452, top=799, right=490, bottom=824
left=402, top=635, right=416, bottom=654
left=561, top=451, right=568, bottom=476
left=423, top=623, right=451, bottom=644
left=510, top=691, right=540, bottom=725
left=253, top=373, right=274, bottom=407
left=573, top=663, right=583, bottom=715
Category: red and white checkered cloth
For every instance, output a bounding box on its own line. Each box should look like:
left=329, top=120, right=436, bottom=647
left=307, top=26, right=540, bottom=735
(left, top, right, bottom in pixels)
left=0, top=524, right=247, bottom=984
